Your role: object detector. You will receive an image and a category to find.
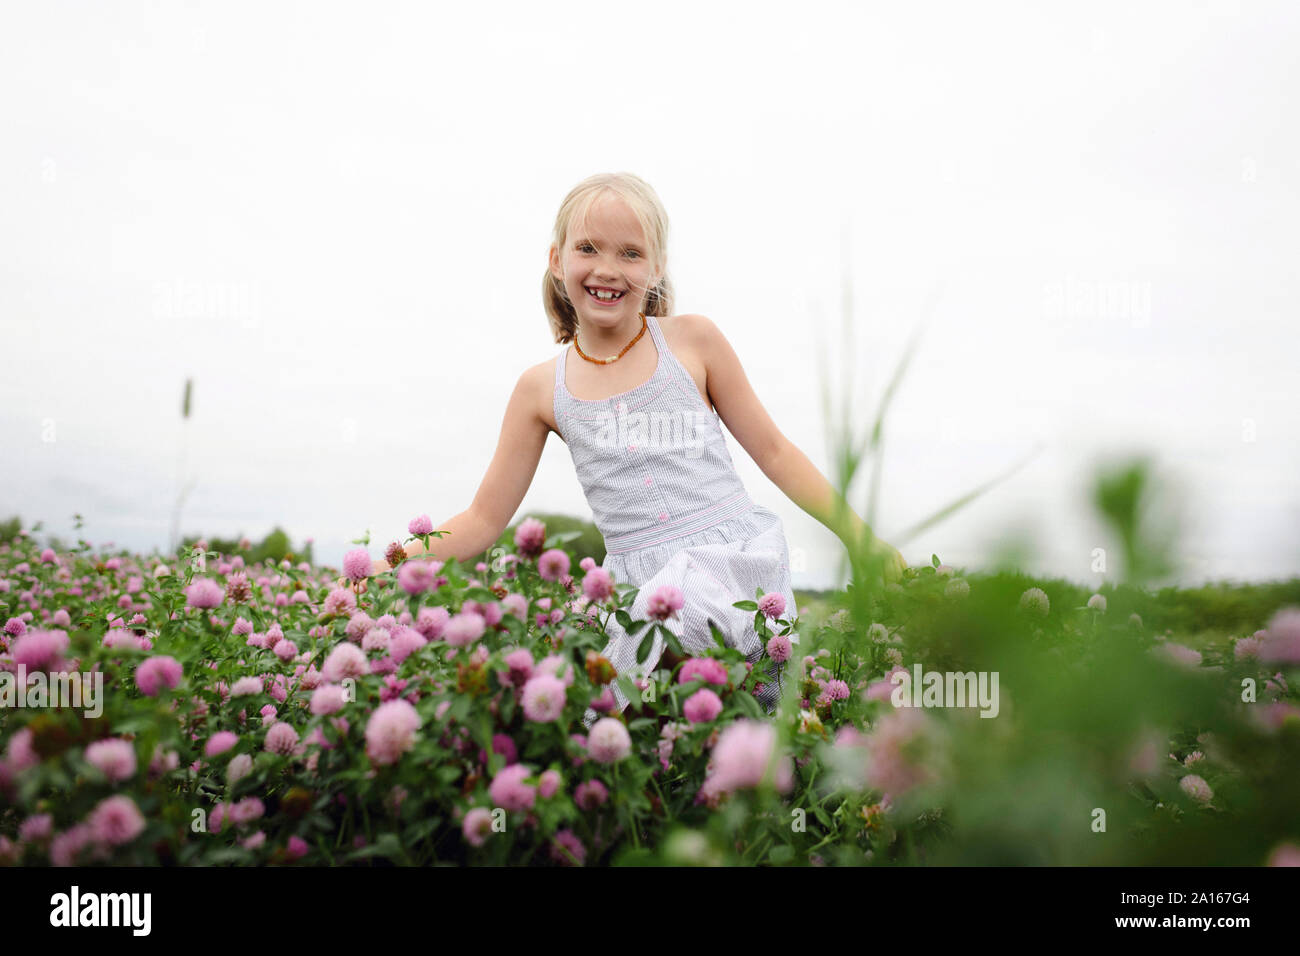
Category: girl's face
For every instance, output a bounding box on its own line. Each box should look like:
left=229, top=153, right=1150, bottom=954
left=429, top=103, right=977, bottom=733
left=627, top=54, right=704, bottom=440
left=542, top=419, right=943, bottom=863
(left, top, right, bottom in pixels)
left=549, top=194, right=660, bottom=328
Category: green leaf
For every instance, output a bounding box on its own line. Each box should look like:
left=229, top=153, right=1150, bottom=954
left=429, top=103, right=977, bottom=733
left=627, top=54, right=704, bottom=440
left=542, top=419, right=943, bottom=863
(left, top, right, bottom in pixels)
left=449, top=695, right=472, bottom=724
left=708, top=618, right=727, bottom=649
left=616, top=675, right=640, bottom=703
left=345, top=832, right=405, bottom=862
left=544, top=530, right=584, bottom=546
left=113, top=714, right=167, bottom=735
left=733, top=691, right=763, bottom=718
left=661, top=626, right=685, bottom=659
left=635, top=628, right=658, bottom=665
left=463, top=587, right=496, bottom=602
left=475, top=713, right=494, bottom=751
left=404, top=817, right=442, bottom=844
left=931, top=553, right=941, bottom=568
left=733, top=600, right=758, bottom=612
left=626, top=619, right=649, bottom=635
left=614, top=847, right=657, bottom=866
left=615, top=609, right=633, bottom=629
left=768, top=844, right=795, bottom=864
left=206, top=847, right=253, bottom=864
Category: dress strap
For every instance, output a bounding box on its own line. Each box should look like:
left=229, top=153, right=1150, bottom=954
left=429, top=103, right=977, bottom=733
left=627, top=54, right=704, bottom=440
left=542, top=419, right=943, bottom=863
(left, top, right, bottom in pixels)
left=643, top=313, right=701, bottom=403
left=645, top=312, right=667, bottom=352
left=554, top=342, right=568, bottom=391
left=552, top=343, right=571, bottom=445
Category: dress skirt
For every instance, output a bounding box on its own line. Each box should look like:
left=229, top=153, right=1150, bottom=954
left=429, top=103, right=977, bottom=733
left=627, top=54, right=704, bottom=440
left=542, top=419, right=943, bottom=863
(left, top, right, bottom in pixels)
left=581, top=503, right=799, bottom=726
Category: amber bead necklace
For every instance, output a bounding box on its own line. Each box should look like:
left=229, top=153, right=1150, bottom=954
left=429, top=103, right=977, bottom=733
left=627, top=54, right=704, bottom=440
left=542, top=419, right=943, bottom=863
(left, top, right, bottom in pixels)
left=573, top=311, right=647, bottom=365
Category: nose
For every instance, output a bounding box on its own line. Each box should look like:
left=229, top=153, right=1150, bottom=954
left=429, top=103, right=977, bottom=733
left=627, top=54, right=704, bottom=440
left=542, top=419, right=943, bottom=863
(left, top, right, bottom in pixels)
left=594, top=247, right=625, bottom=274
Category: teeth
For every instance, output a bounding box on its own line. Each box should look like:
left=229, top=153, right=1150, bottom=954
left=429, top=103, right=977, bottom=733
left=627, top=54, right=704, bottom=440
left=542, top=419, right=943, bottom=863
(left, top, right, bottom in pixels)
left=588, top=288, right=623, bottom=301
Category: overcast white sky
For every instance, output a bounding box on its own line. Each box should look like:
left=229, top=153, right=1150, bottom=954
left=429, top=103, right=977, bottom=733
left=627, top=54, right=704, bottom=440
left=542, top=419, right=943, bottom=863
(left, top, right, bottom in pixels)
left=3, top=0, right=1298, bottom=591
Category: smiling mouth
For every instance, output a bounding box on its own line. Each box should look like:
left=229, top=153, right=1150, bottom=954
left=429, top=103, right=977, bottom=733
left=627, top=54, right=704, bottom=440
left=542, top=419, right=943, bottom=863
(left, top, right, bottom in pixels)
left=585, top=287, right=625, bottom=302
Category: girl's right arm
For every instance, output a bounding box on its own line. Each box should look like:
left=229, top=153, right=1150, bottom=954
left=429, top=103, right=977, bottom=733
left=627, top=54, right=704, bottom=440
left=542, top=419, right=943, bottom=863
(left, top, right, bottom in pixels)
left=365, top=364, right=554, bottom=578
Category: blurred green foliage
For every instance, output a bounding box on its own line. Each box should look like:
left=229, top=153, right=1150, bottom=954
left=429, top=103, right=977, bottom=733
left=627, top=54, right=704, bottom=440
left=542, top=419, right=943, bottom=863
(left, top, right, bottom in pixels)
left=180, top=526, right=313, bottom=566
left=0, top=516, right=22, bottom=545
left=486, top=513, right=606, bottom=567
left=1091, top=456, right=1181, bottom=587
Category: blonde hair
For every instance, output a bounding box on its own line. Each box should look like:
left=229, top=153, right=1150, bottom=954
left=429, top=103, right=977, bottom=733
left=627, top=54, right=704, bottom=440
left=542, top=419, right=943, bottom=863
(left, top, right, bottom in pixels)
left=543, top=172, right=675, bottom=344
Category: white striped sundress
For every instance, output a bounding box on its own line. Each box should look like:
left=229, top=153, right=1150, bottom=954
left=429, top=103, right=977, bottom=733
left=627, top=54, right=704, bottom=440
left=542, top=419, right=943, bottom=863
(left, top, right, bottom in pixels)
left=551, top=313, right=799, bottom=726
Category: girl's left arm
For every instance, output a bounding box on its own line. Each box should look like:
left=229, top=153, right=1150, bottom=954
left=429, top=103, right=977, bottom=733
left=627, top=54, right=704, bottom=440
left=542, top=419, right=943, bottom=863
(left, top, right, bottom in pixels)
left=687, top=315, right=907, bottom=582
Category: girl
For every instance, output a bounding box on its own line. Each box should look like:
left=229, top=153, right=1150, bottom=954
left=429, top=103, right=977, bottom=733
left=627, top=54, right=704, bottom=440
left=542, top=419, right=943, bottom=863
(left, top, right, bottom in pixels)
left=358, top=172, right=906, bottom=718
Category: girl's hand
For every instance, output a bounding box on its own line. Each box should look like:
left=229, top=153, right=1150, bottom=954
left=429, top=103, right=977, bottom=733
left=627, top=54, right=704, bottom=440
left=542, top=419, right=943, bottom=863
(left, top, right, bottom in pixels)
left=849, top=529, right=907, bottom=587
left=875, top=541, right=908, bottom=586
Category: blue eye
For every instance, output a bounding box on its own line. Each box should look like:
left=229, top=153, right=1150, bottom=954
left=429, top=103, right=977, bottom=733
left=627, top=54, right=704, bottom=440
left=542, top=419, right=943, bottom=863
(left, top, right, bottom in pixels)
left=578, top=242, right=639, bottom=258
